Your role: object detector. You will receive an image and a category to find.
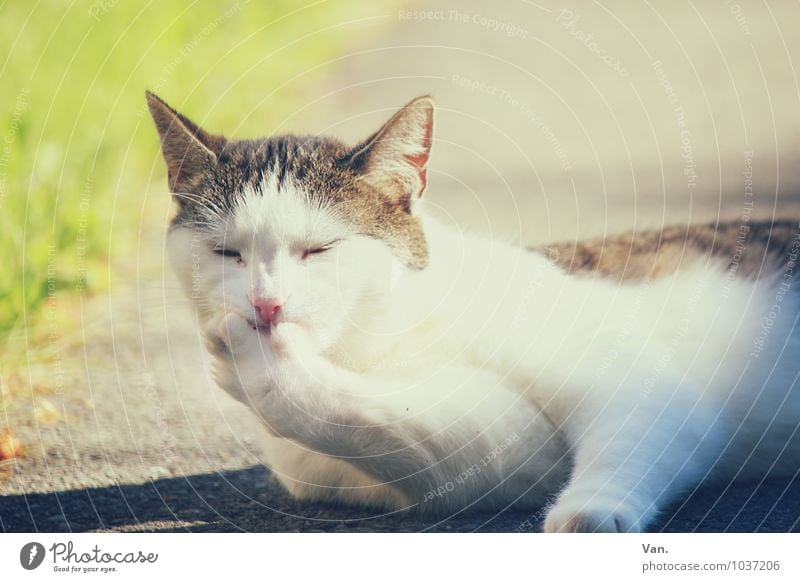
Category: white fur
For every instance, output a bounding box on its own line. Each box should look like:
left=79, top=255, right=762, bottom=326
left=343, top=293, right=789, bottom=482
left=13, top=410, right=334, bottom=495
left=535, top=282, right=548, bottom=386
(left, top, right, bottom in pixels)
left=170, top=179, right=800, bottom=532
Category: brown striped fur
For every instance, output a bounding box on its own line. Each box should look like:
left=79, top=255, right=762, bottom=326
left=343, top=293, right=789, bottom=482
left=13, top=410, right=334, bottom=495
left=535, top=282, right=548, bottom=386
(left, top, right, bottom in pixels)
left=147, top=92, right=433, bottom=269
left=538, top=219, right=800, bottom=283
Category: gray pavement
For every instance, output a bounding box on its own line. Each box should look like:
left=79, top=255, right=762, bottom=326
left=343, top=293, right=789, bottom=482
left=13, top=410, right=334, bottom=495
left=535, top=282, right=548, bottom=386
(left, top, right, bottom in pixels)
left=3, top=0, right=800, bottom=532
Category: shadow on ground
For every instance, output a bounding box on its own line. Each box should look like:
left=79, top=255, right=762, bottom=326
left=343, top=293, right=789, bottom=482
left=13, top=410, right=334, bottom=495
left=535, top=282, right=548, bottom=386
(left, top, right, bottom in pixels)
left=2, top=467, right=798, bottom=533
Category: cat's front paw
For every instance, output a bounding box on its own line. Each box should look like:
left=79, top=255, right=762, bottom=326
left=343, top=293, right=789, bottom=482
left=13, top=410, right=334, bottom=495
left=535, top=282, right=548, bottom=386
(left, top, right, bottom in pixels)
left=544, top=496, right=642, bottom=533
left=205, top=313, right=276, bottom=394
left=214, top=312, right=270, bottom=360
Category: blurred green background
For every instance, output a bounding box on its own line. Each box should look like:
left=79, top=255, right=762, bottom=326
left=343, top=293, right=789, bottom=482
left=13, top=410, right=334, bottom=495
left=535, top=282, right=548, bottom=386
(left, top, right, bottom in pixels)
left=0, top=0, right=386, bottom=376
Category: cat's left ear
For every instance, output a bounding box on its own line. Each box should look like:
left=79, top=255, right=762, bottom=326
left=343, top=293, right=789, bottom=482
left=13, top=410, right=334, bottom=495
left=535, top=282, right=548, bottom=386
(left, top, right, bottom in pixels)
left=345, top=96, right=434, bottom=212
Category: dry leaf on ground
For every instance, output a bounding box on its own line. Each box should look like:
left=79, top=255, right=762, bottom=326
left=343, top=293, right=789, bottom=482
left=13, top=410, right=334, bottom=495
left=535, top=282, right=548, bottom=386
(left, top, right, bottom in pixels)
left=0, top=429, right=22, bottom=460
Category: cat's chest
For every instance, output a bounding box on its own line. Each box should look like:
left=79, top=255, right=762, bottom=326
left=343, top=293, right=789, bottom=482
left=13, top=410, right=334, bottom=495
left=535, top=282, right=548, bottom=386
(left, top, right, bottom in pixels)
left=323, top=312, right=460, bottom=375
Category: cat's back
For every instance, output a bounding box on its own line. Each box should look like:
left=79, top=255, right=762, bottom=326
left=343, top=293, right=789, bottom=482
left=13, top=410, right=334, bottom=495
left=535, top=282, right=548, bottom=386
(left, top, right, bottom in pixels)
left=538, top=219, right=800, bottom=283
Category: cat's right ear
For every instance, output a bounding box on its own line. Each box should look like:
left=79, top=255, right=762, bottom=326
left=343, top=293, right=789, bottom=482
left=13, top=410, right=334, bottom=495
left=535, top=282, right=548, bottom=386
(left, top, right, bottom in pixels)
left=146, top=91, right=225, bottom=194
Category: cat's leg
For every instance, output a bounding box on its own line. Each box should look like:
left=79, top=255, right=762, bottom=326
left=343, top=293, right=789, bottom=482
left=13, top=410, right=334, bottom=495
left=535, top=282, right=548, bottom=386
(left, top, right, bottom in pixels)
left=208, top=313, right=569, bottom=512
left=259, top=436, right=413, bottom=510
left=543, top=378, right=726, bottom=532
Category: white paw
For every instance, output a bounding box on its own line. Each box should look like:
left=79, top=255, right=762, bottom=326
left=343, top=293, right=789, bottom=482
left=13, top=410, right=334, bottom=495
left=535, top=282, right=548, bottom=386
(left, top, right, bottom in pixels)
left=204, top=312, right=258, bottom=358
left=217, top=312, right=258, bottom=351
left=204, top=313, right=274, bottom=390
left=544, top=497, right=642, bottom=533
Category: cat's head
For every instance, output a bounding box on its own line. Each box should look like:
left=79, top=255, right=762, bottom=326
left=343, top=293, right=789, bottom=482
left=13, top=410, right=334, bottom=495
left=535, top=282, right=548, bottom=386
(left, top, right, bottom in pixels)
left=147, top=92, right=434, bottom=348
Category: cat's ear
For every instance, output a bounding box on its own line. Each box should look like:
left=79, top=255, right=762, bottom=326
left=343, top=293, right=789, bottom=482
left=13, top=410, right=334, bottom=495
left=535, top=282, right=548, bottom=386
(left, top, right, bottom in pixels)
left=146, top=91, right=225, bottom=194
left=346, top=96, right=434, bottom=211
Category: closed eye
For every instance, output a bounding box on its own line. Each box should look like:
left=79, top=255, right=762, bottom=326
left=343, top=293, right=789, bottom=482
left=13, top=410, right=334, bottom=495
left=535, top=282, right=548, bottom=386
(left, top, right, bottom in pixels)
left=301, top=240, right=340, bottom=260
left=213, top=248, right=242, bottom=259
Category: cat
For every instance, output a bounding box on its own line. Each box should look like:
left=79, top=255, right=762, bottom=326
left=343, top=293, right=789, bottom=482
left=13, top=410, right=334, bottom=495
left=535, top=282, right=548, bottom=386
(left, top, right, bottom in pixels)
left=147, top=91, right=800, bottom=532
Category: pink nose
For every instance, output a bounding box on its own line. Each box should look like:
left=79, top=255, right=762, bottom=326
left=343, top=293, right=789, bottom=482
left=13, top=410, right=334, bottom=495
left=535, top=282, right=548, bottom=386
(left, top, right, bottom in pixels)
left=252, top=297, right=282, bottom=325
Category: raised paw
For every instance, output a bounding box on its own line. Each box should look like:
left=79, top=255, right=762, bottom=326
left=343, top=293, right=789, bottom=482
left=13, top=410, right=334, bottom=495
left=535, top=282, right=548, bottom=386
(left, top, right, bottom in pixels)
left=204, top=312, right=275, bottom=375
left=218, top=312, right=258, bottom=349
left=205, top=312, right=248, bottom=357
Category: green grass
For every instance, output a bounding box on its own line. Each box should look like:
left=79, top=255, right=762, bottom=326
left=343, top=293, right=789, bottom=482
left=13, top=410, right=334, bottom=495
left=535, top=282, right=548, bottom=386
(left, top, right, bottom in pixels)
left=0, top=0, right=386, bottom=365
